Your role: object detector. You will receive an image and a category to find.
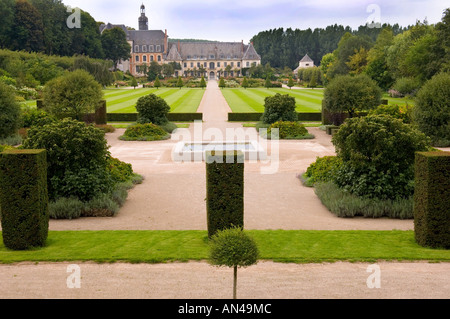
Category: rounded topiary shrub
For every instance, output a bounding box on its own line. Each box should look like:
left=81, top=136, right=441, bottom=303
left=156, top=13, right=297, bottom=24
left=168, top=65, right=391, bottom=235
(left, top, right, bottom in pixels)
left=22, top=118, right=112, bottom=201
left=136, top=94, right=171, bottom=125
left=413, top=72, right=450, bottom=147
left=267, top=121, right=311, bottom=139
left=261, top=93, right=297, bottom=124
left=120, top=123, right=170, bottom=141
left=332, top=115, right=430, bottom=200
left=0, top=81, right=21, bottom=139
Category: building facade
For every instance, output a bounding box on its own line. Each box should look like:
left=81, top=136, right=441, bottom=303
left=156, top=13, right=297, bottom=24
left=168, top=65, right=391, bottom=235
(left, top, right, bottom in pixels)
left=100, top=4, right=261, bottom=78
left=294, top=54, right=315, bottom=74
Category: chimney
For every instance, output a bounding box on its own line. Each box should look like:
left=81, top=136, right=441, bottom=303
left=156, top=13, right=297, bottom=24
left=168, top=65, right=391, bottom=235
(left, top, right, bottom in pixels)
left=164, top=29, right=168, bottom=54
left=178, top=40, right=180, bottom=53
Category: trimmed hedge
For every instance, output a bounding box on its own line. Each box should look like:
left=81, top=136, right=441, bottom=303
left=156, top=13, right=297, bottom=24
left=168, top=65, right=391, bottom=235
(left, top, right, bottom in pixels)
left=107, top=113, right=203, bottom=122
left=228, top=113, right=322, bottom=122
left=0, top=149, right=49, bottom=250
left=414, top=152, right=450, bottom=249
left=206, top=151, right=244, bottom=238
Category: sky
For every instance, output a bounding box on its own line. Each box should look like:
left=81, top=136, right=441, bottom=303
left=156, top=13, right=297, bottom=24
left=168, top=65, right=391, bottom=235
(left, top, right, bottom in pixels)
left=65, top=0, right=449, bottom=42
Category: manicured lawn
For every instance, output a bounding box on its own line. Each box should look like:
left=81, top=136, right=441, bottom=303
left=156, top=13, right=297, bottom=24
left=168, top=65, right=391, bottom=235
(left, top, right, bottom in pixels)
left=104, top=88, right=205, bottom=113
left=0, top=230, right=448, bottom=264
left=221, top=88, right=325, bottom=113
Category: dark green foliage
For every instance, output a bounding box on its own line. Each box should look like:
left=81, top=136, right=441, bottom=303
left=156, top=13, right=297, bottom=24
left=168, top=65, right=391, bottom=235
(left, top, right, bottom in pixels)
left=266, top=121, right=312, bottom=139
left=303, top=156, right=343, bottom=187
left=120, top=123, right=170, bottom=141
left=72, top=55, right=114, bottom=87
left=323, top=74, right=382, bottom=118
left=43, top=69, right=103, bottom=121
left=136, top=94, right=170, bottom=125
left=94, top=100, right=107, bottom=125
left=106, top=113, right=203, bottom=122
left=0, top=149, right=48, bottom=250
left=332, top=115, right=430, bottom=200
left=206, top=151, right=244, bottom=238
left=200, top=76, right=206, bottom=89
left=261, top=93, right=297, bottom=124
left=414, top=152, right=450, bottom=249
left=413, top=72, right=450, bottom=147
left=315, top=182, right=413, bottom=219
left=154, top=77, right=161, bottom=89
left=392, top=77, right=421, bottom=97
left=22, top=119, right=111, bottom=201
left=241, top=76, right=249, bottom=89
left=219, top=77, right=226, bottom=89
left=176, top=76, right=183, bottom=89
left=0, top=81, right=21, bottom=138
left=228, top=112, right=322, bottom=122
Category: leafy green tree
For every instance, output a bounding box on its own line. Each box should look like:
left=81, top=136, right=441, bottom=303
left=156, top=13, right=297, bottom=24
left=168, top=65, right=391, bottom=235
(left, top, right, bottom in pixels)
left=136, top=94, right=170, bottom=125
left=264, top=76, right=272, bottom=89
left=176, top=76, right=183, bottom=89
left=130, top=77, right=138, bottom=89
left=147, top=61, right=162, bottom=81
left=0, top=0, right=14, bottom=48
left=101, top=27, right=131, bottom=70
left=200, top=76, right=206, bottom=89
left=161, top=63, right=174, bottom=78
left=43, top=70, right=103, bottom=121
left=154, top=77, right=161, bottom=89
left=219, top=77, right=226, bottom=89
left=287, top=76, right=294, bottom=89
left=70, top=10, right=104, bottom=59
left=323, top=74, right=382, bottom=118
left=72, top=55, right=114, bottom=87
left=413, top=72, right=450, bottom=147
left=8, top=0, right=44, bottom=52
left=209, top=227, right=259, bottom=299
left=241, top=76, right=249, bottom=89
left=0, top=81, right=21, bottom=139
left=261, top=93, right=297, bottom=124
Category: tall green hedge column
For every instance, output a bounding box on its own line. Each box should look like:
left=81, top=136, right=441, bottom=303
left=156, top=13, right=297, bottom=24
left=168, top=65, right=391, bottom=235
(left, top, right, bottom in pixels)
left=0, top=149, right=49, bottom=250
left=206, top=151, right=244, bottom=238
left=414, top=152, right=450, bottom=249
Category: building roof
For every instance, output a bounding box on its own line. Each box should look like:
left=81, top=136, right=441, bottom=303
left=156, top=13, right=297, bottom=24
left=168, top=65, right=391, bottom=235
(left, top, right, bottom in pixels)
left=165, top=42, right=260, bottom=62
left=300, top=54, right=314, bottom=63
left=99, top=23, right=128, bottom=35
left=127, top=30, right=165, bottom=45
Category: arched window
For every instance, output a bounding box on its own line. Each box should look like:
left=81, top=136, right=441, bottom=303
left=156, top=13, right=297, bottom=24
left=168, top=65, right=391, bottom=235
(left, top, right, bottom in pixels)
left=135, top=45, right=139, bottom=53
left=142, top=45, right=147, bottom=52
left=156, top=45, right=161, bottom=52
left=149, top=45, right=154, bottom=52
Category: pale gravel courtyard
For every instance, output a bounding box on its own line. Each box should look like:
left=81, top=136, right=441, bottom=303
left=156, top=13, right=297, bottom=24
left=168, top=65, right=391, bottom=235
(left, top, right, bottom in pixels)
left=1, top=80, right=449, bottom=300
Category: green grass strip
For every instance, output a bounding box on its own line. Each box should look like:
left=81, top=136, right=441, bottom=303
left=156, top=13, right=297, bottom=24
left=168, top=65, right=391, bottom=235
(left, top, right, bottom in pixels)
left=0, top=230, right=448, bottom=264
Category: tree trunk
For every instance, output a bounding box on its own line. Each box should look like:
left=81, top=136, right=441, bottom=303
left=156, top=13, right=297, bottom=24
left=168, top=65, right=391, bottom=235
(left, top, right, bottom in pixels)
left=233, top=266, right=237, bottom=299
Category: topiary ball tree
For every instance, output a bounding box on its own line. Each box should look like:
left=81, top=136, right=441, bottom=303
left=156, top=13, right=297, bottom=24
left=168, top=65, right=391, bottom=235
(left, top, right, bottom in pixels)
left=413, top=72, right=450, bottom=147
left=0, top=81, right=21, bottom=139
left=261, top=93, right=297, bottom=125
left=209, top=227, right=259, bottom=299
left=136, top=93, right=171, bottom=125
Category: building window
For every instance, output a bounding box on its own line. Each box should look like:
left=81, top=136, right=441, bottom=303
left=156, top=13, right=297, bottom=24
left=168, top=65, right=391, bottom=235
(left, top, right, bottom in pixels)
left=237, top=62, right=241, bottom=67
left=136, top=56, right=140, bottom=62
left=187, top=55, right=191, bottom=60
left=190, top=62, right=194, bottom=68
left=231, top=62, right=234, bottom=67
left=149, top=45, right=154, bottom=52
left=143, top=55, right=147, bottom=62
left=204, top=62, right=207, bottom=67
left=136, top=66, right=139, bottom=73
left=217, top=62, right=221, bottom=67
left=158, top=55, right=161, bottom=62
left=224, top=62, right=227, bottom=67
left=142, top=45, right=147, bottom=52
left=210, top=55, right=215, bottom=59
left=135, top=46, right=139, bottom=53
left=246, top=62, right=250, bottom=67
left=156, top=45, right=161, bottom=52
left=184, top=63, right=187, bottom=68
left=197, top=62, right=200, bottom=68
left=150, top=55, right=154, bottom=62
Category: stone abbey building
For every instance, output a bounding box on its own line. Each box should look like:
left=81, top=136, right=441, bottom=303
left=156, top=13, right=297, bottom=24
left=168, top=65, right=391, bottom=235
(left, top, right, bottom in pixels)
left=99, top=4, right=261, bottom=79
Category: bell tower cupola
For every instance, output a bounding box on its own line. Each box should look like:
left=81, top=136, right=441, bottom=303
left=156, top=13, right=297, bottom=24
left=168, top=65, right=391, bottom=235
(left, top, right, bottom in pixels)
left=139, top=4, right=149, bottom=31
